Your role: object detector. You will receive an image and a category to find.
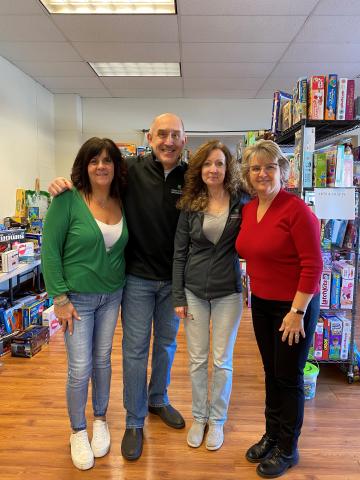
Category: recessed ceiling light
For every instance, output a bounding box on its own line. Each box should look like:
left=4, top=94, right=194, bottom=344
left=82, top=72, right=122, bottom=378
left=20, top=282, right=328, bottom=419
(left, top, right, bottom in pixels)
left=39, top=1, right=176, bottom=14
left=89, top=62, right=181, bottom=77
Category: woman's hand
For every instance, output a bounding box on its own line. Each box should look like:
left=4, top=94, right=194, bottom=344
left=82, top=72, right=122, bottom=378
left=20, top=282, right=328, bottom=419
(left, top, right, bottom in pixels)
left=54, top=302, right=81, bottom=335
left=48, top=177, right=73, bottom=196
left=279, top=311, right=305, bottom=346
left=175, top=306, right=188, bottom=319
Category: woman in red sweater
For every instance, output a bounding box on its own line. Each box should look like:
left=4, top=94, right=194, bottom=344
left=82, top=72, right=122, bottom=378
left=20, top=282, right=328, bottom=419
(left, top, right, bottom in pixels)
left=236, top=140, right=322, bottom=479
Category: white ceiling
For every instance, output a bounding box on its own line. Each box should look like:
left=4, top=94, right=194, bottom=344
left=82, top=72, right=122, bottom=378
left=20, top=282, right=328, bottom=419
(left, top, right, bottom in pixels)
left=0, top=0, right=360, bottom=99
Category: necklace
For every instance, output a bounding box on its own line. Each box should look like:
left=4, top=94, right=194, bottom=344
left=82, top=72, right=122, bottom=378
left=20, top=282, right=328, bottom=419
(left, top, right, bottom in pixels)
left=92, top=196, right=110, bottom=209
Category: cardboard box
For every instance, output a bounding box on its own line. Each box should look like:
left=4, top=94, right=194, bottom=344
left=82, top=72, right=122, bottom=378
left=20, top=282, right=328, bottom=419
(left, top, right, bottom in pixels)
left=336, top=78, right=347, bottom=120
left=41, top=305, right=61, bottom=337
left=329, top=318, right=342, bottom=360
left=340, top=278, right=354, bottom=309
left=320, top=269, right=331, bottom=309
left=308, top=76, right=325, bottom=120
left=11, top=325, right=49, bottom=358
left=324, top=74, right=337, bottom=120
left=1, top=249, right=19, bottom=273
left=21, top=298, right=47, bottom=328
left=339, top=317, right=352, bottom=360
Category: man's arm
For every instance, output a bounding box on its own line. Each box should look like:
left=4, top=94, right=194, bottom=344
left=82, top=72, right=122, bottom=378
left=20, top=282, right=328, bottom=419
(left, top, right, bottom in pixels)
left=48, top=177, right=73, bottom=196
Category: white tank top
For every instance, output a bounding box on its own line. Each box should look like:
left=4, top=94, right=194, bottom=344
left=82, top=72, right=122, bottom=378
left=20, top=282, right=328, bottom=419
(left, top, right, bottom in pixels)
left=95, top=218, right=123, bottom=251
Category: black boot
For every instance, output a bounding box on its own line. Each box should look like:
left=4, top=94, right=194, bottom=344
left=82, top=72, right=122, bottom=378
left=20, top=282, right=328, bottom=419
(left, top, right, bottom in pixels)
left=256, top=447, right=299, bottom=478
left=121, top=428, right=143, bottom=460
left=245, top=434, right=277, bottom=463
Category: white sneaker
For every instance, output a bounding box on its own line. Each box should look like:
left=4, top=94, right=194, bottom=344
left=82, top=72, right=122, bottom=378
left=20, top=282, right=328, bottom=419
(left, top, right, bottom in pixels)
left=205, top=424, right=224, bottom=451
left=187, top=421, right=207, bottom=448
left=70, top=430, right=94, bottom=470
left=91, top=419, right=111, bottom=458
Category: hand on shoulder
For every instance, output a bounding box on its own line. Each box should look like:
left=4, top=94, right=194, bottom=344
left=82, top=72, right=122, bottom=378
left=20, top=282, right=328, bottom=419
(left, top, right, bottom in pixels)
left=48, top=177, right=73, bottom=197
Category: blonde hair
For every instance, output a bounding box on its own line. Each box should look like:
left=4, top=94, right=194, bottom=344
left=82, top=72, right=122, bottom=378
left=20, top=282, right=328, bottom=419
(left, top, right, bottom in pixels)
left=240, top=140, right=290, bottom=194
left=178, top=140, right=241, bottom=212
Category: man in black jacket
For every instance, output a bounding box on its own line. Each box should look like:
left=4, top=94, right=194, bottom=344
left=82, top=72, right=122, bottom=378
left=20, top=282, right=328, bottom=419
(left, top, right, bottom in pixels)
left=48, top=113, right=188, bottom=461
left=120, top=113, right=187, bottom=460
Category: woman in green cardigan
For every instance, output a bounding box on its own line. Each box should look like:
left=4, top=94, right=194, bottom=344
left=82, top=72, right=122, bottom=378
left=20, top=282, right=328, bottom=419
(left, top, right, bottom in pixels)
left=41, top=137, right=128, bottom=471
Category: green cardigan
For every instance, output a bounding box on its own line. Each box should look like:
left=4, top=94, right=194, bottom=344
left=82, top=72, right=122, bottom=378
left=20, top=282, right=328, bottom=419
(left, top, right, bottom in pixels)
left=41, top=189, right=128, bottom=297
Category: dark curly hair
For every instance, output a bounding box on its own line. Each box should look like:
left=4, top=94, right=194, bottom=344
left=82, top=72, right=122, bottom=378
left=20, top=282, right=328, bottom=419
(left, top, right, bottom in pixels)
left=178, top=140, right=242, bottom=212
left=71, top=137, right=127, bottom=201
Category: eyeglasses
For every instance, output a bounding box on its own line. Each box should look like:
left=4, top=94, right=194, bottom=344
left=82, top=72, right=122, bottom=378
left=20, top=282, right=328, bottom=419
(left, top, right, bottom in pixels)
left=156, top=129, right=182, bottom=141
left=249, top=163, right=279, bottom=174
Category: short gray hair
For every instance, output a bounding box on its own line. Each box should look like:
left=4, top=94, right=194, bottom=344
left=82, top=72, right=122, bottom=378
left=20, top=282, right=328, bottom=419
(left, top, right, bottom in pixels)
left=240, top=140, right=290, bottom=194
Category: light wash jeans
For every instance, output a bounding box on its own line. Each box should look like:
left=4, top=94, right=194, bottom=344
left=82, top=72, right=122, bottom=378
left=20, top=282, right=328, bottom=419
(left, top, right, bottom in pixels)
left=121, top=274, right=180, bottom=428
left=184, top=288, right=242, bottom=425
left=64, top=288, right=123, bottom=431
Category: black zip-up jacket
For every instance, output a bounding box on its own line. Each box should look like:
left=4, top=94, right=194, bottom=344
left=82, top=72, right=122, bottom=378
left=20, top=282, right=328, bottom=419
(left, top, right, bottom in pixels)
left=123, top=152, right=187, bottom=281
left=172, top=192, right=249, bottom=306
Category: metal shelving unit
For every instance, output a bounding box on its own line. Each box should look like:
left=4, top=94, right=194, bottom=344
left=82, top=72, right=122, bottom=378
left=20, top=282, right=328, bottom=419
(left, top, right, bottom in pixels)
left=276, top=121, right=359, bottom=382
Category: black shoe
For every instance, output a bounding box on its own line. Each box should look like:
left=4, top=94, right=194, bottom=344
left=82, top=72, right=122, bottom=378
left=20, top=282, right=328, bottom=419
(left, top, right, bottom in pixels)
left=148, top=404, right=185, bottom=429
left=256, top=447, right=299, bottom=478
left=121, top=428, right=143, bottom=461
left=246, top=434, right=277, bottom=463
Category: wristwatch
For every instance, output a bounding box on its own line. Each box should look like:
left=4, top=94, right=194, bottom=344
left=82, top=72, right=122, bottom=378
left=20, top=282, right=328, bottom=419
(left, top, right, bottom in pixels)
left=291, top=307, right=305, bottom=315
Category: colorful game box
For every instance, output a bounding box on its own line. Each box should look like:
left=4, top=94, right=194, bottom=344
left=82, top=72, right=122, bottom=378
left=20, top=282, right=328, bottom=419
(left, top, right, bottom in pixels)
left=324, top=74, right=337, bottom=120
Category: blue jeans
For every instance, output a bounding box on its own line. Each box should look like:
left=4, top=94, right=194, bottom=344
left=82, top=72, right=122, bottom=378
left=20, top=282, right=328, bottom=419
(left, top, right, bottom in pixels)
left=64, top=288, right=123, bottom=431
left=121, top=274, right=180, bottom=428
left=184, top=289, right=242, bottom=425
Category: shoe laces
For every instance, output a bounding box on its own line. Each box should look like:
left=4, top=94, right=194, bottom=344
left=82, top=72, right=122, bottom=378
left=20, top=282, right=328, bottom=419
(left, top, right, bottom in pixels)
left=72, top=430, right=90, bottom=449
left=93, top=420, right=108, bottom=441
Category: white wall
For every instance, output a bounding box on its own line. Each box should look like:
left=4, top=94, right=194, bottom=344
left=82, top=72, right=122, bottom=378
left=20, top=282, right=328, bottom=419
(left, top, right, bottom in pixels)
left=0, top=55, right=55, bottom=222
left=82, top=97, right=273, bottom=145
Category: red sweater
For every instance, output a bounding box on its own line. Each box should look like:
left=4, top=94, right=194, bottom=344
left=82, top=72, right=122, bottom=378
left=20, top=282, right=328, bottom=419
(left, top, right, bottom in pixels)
left=236, top=189, right=322, bottom=301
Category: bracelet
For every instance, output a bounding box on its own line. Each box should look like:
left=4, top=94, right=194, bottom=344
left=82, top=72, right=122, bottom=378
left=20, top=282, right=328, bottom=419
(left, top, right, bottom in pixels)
left=54, top=294, right=70, bottom=307
left=291, top=306, right=305, bottom=315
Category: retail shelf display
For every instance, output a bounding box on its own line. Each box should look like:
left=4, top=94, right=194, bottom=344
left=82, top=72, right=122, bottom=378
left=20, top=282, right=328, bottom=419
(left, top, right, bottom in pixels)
left=276, top=120, right=359, bottom=383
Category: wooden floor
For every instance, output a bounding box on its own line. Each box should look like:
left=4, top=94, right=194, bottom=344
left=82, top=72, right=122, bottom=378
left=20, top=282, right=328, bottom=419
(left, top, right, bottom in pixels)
left=0, top=305, right=359, bottom=480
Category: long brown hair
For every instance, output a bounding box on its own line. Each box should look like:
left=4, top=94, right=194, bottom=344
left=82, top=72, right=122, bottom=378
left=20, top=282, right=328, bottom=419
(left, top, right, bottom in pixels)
left=178, top=140, right=241, bottom=212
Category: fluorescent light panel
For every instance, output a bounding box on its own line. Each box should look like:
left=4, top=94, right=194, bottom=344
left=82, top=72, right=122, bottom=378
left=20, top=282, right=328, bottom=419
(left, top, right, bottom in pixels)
left=39, top=1, right=176, bottom=14
left=90, top=62, right=180, bottom=76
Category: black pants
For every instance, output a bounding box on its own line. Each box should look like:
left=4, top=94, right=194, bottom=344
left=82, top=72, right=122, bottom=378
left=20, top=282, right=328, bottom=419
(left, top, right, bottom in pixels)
left=251, top=293, right=320, bottom=454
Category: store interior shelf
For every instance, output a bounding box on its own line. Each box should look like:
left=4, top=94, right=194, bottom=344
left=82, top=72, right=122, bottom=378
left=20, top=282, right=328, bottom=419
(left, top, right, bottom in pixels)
left=275, top=119, right=360, bottom=145
left=0, top=260, right=41, bottom=284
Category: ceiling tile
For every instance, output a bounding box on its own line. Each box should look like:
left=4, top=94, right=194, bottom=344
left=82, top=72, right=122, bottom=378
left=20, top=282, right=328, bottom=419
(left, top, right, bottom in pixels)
left=178, top=0, right=317, bottom=15
left=282, top=43, right=360, bottom=63
left=37, top=76, right=105, bottom=89
left=73, top=42, right=180, bottom=62
left=180, top=16, right=306, bottom=42
left=182, top=43, right=288, bottom=63
left=16, top=61, right=94, bottom=77
left=313, top=0, right=360, bottom=15
left=255, top=90, right=277, bottom=99
left=0, top=41, right=82, bottom=61
left=108, top=88, right=183, bottom=98
left=258, top=77, right=296, bottom=92
left=0, top=0, right=46, bottom=14
left=271, top=62, right=360, bottom=78
left=101, top=77, right=183, bottom=89
left=0, top=15, right=65, bottom=41
left=295, top=16, right=360, bottom=43
left=182, top=62, right=275, bottom=78
left=184, top=89, right=258, bottom=98
left=52, top=88, right=112, bottom=97
left=183, top=77, right=265, bottom=90
left=52, top=14, right=179, bottom=42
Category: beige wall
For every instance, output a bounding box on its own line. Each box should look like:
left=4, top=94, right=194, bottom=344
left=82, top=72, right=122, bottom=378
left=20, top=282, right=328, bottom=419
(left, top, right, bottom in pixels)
left=0, top=55, right=55, bottom=221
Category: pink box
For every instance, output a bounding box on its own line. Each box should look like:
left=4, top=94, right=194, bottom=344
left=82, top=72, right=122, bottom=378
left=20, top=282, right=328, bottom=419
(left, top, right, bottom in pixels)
left=340, top=278, right=354, bottom=309
left=41, top=305, right=61, bottom=336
